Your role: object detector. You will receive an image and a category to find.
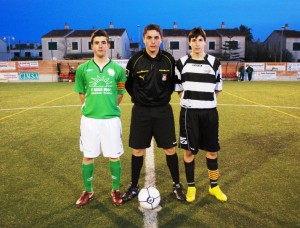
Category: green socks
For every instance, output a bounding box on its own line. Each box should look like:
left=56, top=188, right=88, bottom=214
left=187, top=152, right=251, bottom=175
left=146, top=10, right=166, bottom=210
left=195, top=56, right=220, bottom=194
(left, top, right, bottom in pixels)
left=109, top=160, right=121, bottom=190
left=82, top=162, right=95, bottom=192
left=82, top=160, right=121, bottom=191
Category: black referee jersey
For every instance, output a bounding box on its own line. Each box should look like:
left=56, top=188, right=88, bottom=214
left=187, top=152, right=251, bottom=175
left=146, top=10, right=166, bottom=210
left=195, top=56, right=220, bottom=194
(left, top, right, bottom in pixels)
left=125, top=49, right=176, bottom=106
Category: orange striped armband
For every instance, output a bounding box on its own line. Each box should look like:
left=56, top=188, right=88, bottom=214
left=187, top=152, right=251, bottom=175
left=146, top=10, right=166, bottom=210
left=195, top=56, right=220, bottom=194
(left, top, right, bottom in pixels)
left=117, top=82, right=125, bottom=90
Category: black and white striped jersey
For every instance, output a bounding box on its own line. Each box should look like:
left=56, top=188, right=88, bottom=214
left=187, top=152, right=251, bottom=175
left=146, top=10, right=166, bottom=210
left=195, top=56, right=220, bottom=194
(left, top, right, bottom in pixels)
left=175, top=54, right=222, bottom=109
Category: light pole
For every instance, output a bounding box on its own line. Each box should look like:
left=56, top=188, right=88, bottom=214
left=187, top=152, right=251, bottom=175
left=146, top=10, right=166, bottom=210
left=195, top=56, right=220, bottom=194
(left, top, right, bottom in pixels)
left=280, top=26, right=285, bottom=62
left=3, top=36, right=15, bottom=61
left=137, top=24, right=141, bottom=50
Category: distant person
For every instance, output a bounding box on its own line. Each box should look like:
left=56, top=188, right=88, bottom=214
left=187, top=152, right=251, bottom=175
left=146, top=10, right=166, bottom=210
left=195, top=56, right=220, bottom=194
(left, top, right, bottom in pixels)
left=69, top=66, right=76, bottom=75
left=122, top=24, right=186, bottom=203
left=175, top=27, right=227, bottom=203
left=238, top=65, right=245, bottom=81
left=246, top=65, right=254, bottom=81
left=74, top=29, right=127, bottom=207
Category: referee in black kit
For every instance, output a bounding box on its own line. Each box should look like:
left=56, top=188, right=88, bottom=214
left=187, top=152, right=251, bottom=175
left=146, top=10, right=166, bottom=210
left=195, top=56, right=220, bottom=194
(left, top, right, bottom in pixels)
left=122, top=24, right=186, bottom=203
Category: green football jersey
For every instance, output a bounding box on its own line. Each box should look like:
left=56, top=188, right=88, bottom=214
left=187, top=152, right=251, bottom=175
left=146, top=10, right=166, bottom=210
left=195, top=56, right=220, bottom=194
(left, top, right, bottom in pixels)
left=74, top=59, right=126, bottom=119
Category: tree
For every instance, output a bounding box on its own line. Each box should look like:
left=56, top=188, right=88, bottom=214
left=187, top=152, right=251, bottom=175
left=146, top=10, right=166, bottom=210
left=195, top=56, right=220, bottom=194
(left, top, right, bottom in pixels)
left=236, top=24, right=293, bottom=62
left=237, top=25, right=254, bottom=61
left=238, top=25, right=253, bottom=42
left=220, top=39, right=241, bottom=61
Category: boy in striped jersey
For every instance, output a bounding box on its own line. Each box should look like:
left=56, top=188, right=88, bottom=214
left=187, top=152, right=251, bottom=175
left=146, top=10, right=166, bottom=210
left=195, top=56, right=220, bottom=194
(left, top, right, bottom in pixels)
left=175, top=27, right=227, bottom=203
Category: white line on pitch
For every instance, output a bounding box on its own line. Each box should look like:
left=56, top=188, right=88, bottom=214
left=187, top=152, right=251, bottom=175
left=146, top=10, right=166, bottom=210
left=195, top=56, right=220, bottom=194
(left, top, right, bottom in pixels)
left=143, top=139, right=159, bottom=228
left=1, top=103, right=299, bottom=112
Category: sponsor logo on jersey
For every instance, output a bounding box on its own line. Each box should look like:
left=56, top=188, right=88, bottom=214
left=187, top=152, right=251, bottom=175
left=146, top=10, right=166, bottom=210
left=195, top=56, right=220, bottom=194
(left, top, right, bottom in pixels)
left=90, top=75, right=113, bottom=95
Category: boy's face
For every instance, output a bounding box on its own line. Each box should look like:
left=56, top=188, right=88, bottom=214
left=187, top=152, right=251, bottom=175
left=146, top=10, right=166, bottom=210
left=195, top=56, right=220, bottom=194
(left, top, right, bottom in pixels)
left=143, top=29, right=162, bottom=55
left=189, top=35, right=206, bottom=54
left=91, top=36, right=110, bottom=58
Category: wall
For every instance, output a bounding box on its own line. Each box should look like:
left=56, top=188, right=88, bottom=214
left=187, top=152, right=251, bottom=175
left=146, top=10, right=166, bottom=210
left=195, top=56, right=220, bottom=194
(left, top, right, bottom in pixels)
left=287, top=37, right=300, bottom=61
left=0, top=60, right=299, bottom=82
left=222, top=61, right=300, bottom=81
left=163, top=37, right=188, bottom=60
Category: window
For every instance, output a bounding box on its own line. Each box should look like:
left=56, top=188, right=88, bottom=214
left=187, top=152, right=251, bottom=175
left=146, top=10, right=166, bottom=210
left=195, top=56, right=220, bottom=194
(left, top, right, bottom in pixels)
left=170, top=41, right=179, bottom=50
left=88, top=42, right=92, bottom=50
left=25, top=52, right=31, bottom=57
left=110, top=41, right=115, bottom=49
left=293, top=43, right=300, bottom=51
left=39, top=52, right=42, bottom=57
left=226, top=40, right=238, bottom=49
left=72, top=42, right=78, bottom=50
left=209, top=42, right=215, bottom=50
left=14, top=53, right=20, bottom=58
left=48, top=42, right=57, bottom=50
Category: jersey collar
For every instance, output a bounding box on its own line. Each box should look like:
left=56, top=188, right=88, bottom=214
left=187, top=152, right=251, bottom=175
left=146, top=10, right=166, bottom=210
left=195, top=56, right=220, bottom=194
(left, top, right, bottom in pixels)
left=143, top=49, right=162, bottom=61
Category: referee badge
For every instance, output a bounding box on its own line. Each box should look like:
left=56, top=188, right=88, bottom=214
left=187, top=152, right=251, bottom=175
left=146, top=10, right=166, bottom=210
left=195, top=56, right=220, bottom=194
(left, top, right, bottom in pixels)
left=162, top=74, right=167, bottom=81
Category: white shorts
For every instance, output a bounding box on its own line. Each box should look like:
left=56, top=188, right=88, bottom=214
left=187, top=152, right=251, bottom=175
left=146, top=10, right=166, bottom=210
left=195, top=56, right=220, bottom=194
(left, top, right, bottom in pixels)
left=80, top=115, right=124, bottom=158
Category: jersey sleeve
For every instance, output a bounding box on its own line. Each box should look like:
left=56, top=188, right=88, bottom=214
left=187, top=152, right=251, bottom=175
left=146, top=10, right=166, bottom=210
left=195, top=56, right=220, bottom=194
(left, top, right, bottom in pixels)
left=74, top=63, right=86, bottom=94
left=174, top=59, right=183, bottom=92
left=169, top=55, right=176, bottom=94
left=117, top=65, right=127, bottom=95
left=215, top=63, right=222, bottom=92
left=125, top=57, right=134, bottom=96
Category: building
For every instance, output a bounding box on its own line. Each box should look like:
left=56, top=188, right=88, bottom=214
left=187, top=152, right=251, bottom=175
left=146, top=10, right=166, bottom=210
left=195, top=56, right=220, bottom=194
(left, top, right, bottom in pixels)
left=0, top=38, right=42, bottom=61
left=41, top=23, right=75, bottom=60
left=105, top=22, right=131, bottom=59
left=215, top=22, right=246, bottom=60
left=40, top=22, right=246, bottom=61
left=162, top=22, right=246, bottom=60
left=264, top=24, right=300, bottom=62
left=129, top=42, right=140, bottom=55
left=163, top=22, right=189, bottom=60
left=10, top=42, right=42, bottom=60
left=41, top=22, right=131, bottom=60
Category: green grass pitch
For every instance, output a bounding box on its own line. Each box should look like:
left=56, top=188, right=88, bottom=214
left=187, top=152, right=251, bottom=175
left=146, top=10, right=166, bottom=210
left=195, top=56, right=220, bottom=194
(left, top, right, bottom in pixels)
left=0, top=81, right=299, bottom=227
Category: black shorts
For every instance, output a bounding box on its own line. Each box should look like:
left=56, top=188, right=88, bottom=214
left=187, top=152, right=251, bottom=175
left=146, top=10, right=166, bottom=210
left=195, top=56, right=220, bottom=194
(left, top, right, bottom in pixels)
left=179, top=108, right=220, bottom=154
left=129, top=104, right=177, bottom=149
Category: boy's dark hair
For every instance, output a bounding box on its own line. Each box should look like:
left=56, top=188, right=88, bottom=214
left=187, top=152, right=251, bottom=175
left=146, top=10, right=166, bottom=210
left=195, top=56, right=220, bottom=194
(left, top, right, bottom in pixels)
left=188, top=27, right=206, bottom=42
left=91, top=29, right=109, bottom=44
left=143, top=24, right=163, bottom=38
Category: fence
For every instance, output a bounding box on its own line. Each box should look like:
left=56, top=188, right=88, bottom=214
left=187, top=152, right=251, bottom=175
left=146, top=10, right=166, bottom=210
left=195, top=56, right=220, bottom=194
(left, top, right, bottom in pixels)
left=0, top=60, right=299, bottom=82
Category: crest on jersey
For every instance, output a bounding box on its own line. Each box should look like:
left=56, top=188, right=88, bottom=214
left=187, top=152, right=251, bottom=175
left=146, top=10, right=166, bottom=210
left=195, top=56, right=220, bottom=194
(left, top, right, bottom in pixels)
left=107, top=68, right=115, bottom=77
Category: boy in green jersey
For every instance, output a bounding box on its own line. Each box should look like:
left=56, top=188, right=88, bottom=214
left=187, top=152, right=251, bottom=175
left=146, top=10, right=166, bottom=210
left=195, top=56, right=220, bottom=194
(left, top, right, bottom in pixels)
left=74, top=29, right=126, bottom=206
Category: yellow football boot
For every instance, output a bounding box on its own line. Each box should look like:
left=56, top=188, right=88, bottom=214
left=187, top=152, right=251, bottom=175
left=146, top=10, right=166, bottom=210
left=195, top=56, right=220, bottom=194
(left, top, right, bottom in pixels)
left=186, top=186, right=196, bottom=203
left=209, top=185, right=227, bottom=202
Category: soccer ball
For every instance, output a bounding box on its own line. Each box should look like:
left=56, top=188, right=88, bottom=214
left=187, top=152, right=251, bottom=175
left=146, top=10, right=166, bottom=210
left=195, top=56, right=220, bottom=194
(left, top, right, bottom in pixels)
left=138, top=186, right=161, bottom=210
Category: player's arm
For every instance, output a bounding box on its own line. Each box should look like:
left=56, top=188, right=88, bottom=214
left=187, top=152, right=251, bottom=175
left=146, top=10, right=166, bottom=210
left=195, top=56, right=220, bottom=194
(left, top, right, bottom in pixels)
left=74, top=64, right=86, bottom=104
left=215, top=62, right=222, bottom=96
left=117, top=80, right=125, bottom=105
left=175, top=59, right=183, bottom=98
left=117, top=66, right=127, bottom=105
left=169, top=56, right=176, bottom=95
left=79, top=93, right=85, bottom=104
left=118, top=94, right=123, bottom=105
left=125, top=58, right=134, bottom=96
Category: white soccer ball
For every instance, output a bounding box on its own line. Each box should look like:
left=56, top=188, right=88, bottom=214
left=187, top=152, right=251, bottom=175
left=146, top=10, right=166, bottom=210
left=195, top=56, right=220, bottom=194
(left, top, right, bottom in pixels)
left=138, top=186, right=161, bottom=210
